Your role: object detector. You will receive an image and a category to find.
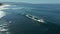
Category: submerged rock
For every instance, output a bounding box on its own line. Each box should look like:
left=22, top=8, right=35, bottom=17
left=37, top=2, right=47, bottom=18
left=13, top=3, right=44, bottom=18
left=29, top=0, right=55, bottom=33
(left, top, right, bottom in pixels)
left=0, top=3, right=3, bottom=6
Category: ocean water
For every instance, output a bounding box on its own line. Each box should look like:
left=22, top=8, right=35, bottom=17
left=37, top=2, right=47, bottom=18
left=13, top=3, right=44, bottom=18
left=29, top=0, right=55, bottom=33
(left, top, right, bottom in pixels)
left=0, top=2, right=60, bottom=34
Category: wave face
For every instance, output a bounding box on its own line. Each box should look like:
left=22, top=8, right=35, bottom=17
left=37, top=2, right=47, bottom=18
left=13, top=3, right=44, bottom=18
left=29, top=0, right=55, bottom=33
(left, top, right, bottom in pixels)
left=0, top=2, right=60, bottom=34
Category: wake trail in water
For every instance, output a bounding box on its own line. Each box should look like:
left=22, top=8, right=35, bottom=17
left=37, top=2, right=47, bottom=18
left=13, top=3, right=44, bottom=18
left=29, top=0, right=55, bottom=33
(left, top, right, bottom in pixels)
left=25, top=14, right=45, bottom=23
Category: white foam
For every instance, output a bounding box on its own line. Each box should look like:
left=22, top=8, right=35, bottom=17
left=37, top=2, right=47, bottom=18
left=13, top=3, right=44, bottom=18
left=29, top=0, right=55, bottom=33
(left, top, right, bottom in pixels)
left=37, top=19, right=45, bottom=23
left=0, top=29, right=8, bottom=32
left=0, top=11, right=6, bottom=19
left=0, top=4, right=10, bottom=10
left=25, top=14, right=45, bottom=23
left=0, top=5, right=10, bottom=8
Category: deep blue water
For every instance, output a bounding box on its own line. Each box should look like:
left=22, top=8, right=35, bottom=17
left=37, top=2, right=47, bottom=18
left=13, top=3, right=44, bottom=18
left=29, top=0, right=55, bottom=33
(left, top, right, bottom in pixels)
left=0, top=2, right=60, bottom=34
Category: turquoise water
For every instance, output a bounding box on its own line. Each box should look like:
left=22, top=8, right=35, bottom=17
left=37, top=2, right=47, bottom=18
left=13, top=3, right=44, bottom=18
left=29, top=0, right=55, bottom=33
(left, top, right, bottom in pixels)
left=0, top=2, right=60, bottom=34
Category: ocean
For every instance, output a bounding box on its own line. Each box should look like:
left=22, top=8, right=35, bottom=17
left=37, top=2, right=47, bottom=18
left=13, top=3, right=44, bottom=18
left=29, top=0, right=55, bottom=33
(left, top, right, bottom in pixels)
left=0, top=2, right=60, bottom=34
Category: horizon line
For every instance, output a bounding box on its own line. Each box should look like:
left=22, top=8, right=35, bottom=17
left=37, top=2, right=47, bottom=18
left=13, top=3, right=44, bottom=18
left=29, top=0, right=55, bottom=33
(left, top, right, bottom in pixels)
left=0, top=1, right=60, bottom=4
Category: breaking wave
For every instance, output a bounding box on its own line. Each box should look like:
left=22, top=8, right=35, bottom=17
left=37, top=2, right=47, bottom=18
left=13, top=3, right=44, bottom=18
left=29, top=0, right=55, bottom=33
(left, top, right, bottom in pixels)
left=0, top=11, right=6, bottom=19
